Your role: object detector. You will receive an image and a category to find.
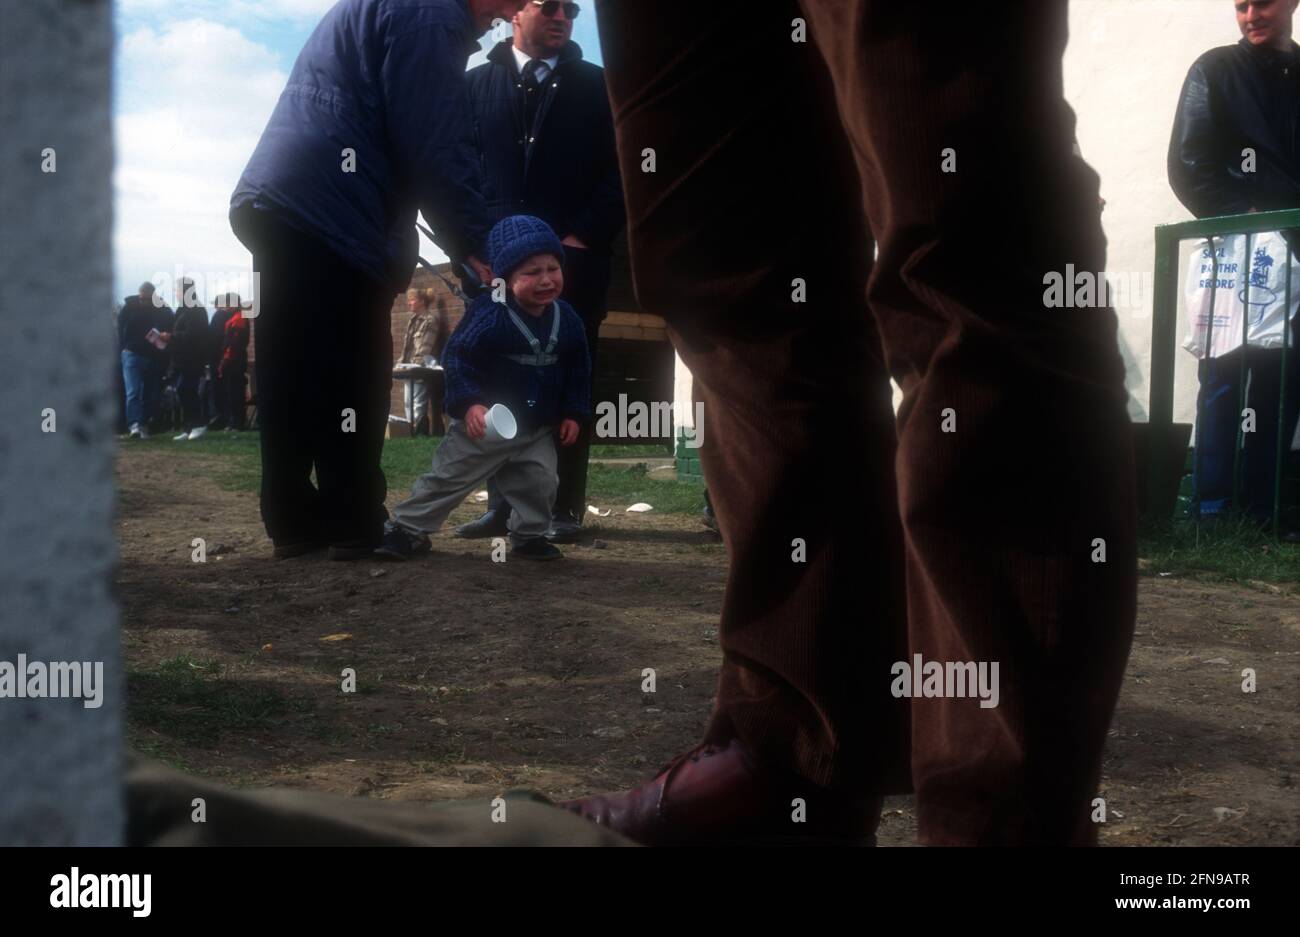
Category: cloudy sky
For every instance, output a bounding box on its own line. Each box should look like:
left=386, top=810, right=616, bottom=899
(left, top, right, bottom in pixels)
left=113, top=0, right=604, bottom=306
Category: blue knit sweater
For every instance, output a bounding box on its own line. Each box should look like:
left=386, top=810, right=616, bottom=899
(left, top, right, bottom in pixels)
left=442, top=293, right=591, bottom=433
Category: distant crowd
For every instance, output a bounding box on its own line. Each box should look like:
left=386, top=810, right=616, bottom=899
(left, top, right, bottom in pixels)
left=114, top=279, right=250, bottom=440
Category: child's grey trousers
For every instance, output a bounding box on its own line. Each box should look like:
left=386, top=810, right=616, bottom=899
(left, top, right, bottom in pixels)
left=391, top=419, right=557, bottom=541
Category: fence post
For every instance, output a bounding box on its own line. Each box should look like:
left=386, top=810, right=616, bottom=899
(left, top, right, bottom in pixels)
left=1275, top=246, right=1294, bottom=536
left=0, top=0, right=121, bottom=845
left=1148, top=227, right=1180, bottom=518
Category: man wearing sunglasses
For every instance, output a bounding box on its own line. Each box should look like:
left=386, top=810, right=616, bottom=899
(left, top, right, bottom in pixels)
left=456, top=0, right=626, bottom=544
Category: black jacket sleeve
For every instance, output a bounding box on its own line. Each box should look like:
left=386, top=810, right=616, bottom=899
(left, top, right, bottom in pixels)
left=560, top=307, right=591, bottom=422
left=1168, top=59, right=1254, bottom=219
left=566, top=74, right=626, bottom=248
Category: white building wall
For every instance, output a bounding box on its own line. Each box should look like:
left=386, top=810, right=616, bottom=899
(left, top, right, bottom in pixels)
left=1067, top=0, right=1242, bottom=425
left=675, top=1, right=1249, bottom=432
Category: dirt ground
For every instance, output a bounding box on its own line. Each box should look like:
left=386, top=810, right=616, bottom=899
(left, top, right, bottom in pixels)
left=116, top=446, right=1300, bottom=846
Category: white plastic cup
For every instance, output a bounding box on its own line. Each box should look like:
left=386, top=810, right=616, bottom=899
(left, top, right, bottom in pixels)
left=482, top=403, right=517, bottom=442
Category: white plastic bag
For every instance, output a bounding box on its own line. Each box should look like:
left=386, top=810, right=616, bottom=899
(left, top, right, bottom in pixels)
left=1182, top=230, right=1299, bottom=359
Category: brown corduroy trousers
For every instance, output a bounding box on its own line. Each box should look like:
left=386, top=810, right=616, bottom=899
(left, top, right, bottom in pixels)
left=594, top=0, right=1137, bottom=845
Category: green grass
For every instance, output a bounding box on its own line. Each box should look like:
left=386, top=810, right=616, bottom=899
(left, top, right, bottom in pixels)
left=584, top=461, right=705, bottom=514
left=127, top=654, right=314, bottom=748
left=125, top=434, right=1297, bottom=580
left=1139, top=514, right=1300, bottom=584
left=127, top=431, right=704, bottom=514
left=126, top=430, right=263, bottom=492
left=588, top=443, right=673, bottom=458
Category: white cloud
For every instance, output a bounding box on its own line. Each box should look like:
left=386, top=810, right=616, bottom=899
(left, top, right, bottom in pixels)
left=113, top=7, right=474, bottom=302
left=119, top=0, right=338, bottom=24
left=114, top=19, right=287, bottom=303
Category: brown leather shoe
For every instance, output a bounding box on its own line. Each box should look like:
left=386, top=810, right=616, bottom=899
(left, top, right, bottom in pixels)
left=559, top=739, right=882, bottom=846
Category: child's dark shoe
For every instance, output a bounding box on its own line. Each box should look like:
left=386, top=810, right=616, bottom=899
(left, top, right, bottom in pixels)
left=510, top=537, right=562, bottom=561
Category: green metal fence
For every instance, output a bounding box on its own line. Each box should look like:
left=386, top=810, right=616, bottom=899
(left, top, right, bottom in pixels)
left=1149, top=208, right=1300, bottom=534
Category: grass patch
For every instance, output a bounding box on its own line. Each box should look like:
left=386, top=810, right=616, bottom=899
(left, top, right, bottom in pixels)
left=127, top=654, right=314, bottom=748
left=127, top=433, right=1299, bottom=568
left=1139, top=514, right=1300, bottom=584
left=588, top=443, right=673, bottom=458
left=585, top=462, right=704, bottom=514
left=131, top=432, right=704, bottom=514
left=123, top=431, right=262, bottom=493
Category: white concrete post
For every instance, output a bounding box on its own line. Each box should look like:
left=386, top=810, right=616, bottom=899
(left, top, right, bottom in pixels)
left=0, top=0, right=121, bottom=845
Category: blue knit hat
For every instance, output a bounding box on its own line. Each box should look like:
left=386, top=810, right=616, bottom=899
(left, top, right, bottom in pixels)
left=486, top=215, right=565, bottom=283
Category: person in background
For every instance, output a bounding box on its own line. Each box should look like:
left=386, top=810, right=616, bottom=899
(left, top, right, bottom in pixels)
left=1169, top=0, right=1300, bottom=536
left=228, top=0, right=519, bottom=561
left=112, top=304, right=128, bottom=435
left=169, top=277, right=211, bottom=441
left=399, top=289, right=450, bottom=435
left=218, top=293, right=251, bottom=432
left=118, top=282, right=173, bottom=439
left=205, top=295, right=236, bottom=430
left=376, top=215, right=590, bottom=562
left=456, top=0, right=625, bottom=544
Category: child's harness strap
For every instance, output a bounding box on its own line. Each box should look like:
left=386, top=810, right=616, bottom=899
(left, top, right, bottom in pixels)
left=503, top=302, right=562, bottom=366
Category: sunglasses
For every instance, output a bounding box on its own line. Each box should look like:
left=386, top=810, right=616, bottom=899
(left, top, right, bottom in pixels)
left=532, top=1, right=580, bottom=20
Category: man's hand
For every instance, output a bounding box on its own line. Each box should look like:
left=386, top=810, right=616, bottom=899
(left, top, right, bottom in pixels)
left=465, top=404, right=489, bottom=440
left=468, top=255, right=493, bottom=285
left=559, top=418, right=580, bottom=446
left=561, top=235, right=588, bottom=250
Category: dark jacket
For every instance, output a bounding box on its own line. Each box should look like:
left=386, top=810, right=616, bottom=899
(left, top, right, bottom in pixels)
left=442, top=292, right=590, bottom=434
left=465, top=40, right=624, bottom=251
left=230, top=0, right=492, bottom=292
left=118, top=296, right=174, bottom=361
left=209, top=307, right=234, bottom=369
left=170, top=304, right=212, bottom=370
left=1169, top=38, right=1300, bottom=219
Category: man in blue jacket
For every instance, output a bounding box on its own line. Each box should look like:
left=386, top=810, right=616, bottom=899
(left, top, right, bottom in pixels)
left=230, top=0, right=524, bottom=561
left=454, top=0, right=625, bottom=544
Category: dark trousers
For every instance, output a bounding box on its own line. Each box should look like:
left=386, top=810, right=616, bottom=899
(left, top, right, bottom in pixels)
left=246, top=211, right=394, bottom=546
left=223, top=365, right=248, bottom=431
left=487, top=246, right=610, bottom=520
left=121, top=349, right=161, bottom=429
left=595, top=0, right=1136, bottom=845
left=1193, top=341, right=1300, bottom=520
left=115, top=348, right=128, bottom=434
left=204, top=365, right=224, bottom=426
left=175, top=365, right=205, bottom=431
